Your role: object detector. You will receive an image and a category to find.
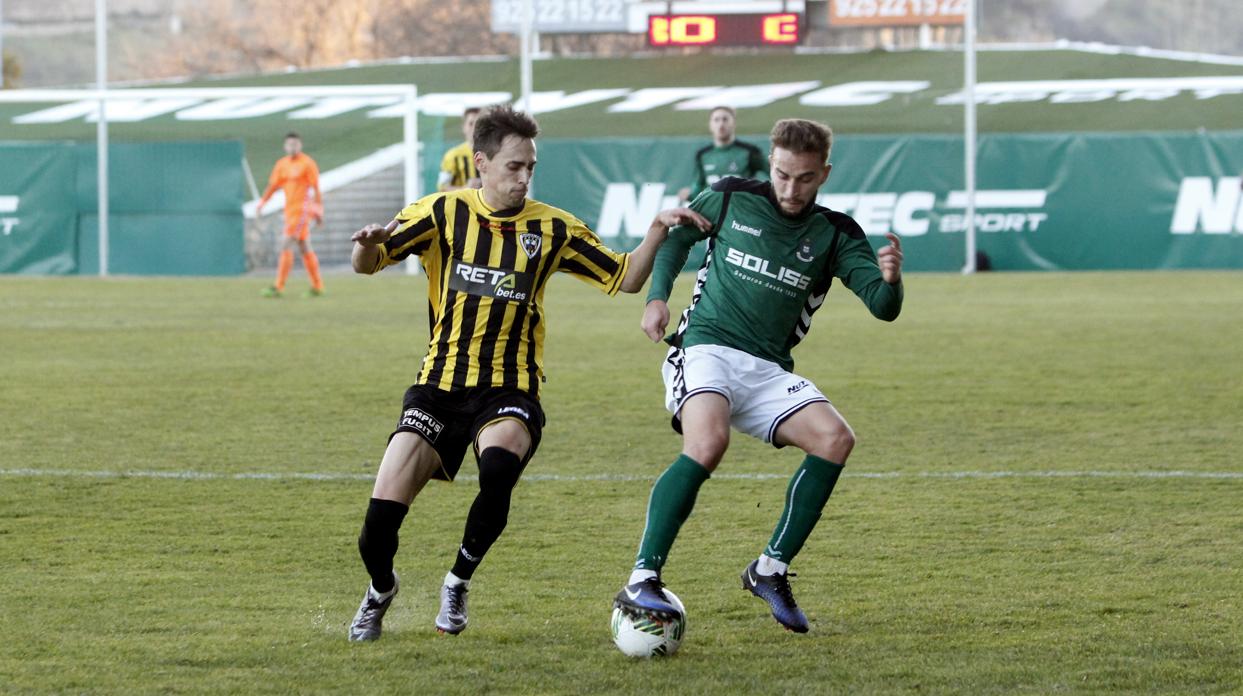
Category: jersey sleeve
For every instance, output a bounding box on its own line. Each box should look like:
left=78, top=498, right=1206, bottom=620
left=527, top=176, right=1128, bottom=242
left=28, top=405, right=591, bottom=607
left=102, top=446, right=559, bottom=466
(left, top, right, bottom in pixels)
left=555, top=218, right=630, bottom=296
left=307, top=158, right=322, bottom=203
left=829, top=214, right=903, bottom=321
left=438, top=148, right=458, bottom=190
left=646, top=189, right=723, bottom=303
left=689, top=150, right=708, bottom=199
left=259, top=161, right=283, bottom=204
left=748, top=145, right=769, bottom=181
left=373, top=195, right=442, bottom=273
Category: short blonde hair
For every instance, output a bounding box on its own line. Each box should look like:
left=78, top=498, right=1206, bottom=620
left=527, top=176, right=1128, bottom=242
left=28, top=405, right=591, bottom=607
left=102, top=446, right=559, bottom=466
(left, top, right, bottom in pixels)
left=770, top=119, right=833, bottom=163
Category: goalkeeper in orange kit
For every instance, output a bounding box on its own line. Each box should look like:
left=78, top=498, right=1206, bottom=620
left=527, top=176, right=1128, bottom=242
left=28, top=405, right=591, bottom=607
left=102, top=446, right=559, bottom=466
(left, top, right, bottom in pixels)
left=258, top=132, right=325, bottom=297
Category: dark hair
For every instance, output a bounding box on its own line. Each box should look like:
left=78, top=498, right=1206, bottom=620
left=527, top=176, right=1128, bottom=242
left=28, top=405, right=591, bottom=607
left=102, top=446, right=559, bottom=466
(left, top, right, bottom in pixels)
left=285, top=131, right=301, bottom=140
left=710, top=105, right=736, bottom=118
left=463, top=107, right=482, bottom=117
left=472, top=105, right=540, bottom=159
left=770, top=119, right=833, bottom=163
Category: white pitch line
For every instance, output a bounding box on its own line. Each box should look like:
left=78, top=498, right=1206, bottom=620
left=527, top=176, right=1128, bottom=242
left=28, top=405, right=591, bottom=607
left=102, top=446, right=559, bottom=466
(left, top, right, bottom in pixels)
left=1, top=468, right=1241, bottom=483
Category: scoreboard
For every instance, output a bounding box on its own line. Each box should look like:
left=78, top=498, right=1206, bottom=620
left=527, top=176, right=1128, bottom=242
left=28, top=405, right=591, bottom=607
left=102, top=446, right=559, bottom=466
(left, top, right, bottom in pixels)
left=647, top=12, right=803, bottom=47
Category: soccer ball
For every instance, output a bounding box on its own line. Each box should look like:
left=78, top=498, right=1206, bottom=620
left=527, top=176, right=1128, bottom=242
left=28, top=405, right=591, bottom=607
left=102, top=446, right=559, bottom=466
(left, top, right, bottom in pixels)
left=610, top=589, right=686, bottom=658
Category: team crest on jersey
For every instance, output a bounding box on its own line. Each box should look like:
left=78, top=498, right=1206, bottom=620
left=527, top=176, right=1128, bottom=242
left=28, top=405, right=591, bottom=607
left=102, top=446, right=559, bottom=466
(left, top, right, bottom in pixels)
left=797, top=238, right=815, bottom=263
left=520, top=233, right=542, bottom=259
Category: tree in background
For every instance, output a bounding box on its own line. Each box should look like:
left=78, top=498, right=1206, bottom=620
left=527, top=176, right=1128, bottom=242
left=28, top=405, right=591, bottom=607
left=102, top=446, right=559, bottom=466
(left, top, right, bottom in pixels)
left=144, top=0, right=514, bottom=79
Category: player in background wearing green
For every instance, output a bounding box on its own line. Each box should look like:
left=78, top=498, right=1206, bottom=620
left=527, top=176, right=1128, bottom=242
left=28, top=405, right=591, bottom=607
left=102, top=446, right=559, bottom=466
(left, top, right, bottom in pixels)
left=614, top=119, right=904, bottom=633
left=676, top=105, right=768, bottom=203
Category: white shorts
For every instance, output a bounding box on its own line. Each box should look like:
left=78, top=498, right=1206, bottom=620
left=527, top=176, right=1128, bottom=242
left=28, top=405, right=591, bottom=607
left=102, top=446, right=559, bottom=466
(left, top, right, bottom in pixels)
left=662, top=343, right=829, bottom=445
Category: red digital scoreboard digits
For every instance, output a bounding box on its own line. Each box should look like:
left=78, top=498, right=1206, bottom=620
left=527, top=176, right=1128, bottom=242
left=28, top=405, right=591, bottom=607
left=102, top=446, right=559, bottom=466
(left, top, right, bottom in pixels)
left=648, top=13, right=802, bottom=48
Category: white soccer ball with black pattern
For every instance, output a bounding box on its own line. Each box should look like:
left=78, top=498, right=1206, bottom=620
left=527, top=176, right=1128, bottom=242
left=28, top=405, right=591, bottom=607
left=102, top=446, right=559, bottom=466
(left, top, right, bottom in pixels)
left=610, top=589, right=686, bottom=658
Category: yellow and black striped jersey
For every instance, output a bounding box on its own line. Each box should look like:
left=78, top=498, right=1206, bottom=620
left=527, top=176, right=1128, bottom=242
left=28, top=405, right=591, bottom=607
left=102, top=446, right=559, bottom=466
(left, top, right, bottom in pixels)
left=373, top=188, right=631, bottom=397
left=438, top=141, right=478, bottom=189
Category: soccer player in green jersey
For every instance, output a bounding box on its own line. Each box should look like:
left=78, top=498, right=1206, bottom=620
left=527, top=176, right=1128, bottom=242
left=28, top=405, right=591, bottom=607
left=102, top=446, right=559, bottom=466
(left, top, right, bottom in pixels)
left=677, top=105, right=768, bottom=202
left=614, top=118, right=905, bottom=633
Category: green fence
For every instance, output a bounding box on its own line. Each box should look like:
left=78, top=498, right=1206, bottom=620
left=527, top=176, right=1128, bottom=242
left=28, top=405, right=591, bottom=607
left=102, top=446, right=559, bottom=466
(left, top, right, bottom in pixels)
left=536, top=131, right=1243, bottom=271
left=1, top=141, right=245, bottom=275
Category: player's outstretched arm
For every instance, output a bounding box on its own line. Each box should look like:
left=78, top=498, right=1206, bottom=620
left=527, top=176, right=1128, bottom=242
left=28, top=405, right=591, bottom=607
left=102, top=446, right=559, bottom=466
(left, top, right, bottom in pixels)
left=877, top=233, right=904, bottom=284
left=618, top=208, right=712, bottom=294
left=351, top=220, right=398, bottom=274
left=641, top=300, right=670, bottom=342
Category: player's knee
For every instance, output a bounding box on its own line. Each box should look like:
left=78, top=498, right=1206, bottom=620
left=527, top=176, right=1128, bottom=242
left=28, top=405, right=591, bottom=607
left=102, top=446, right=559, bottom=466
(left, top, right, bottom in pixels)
left=477, top=447, right=524, bottom=495
left=815, top=422, right=855, bottom=463
left=683, top=436, right=727, bottom=471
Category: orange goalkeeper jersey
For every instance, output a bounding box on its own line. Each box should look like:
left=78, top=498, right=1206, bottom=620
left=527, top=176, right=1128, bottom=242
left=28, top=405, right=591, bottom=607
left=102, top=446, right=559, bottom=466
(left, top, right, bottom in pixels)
left=260, top=152, right=321, bottom=219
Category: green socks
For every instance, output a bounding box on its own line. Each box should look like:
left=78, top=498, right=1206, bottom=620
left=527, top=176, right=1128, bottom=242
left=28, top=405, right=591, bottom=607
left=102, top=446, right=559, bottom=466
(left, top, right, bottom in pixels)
left=634, top=454, right=842, bottom=572
left=763, top=455, right=844, bottom=563
left=634, top=454, right=711, bottom=571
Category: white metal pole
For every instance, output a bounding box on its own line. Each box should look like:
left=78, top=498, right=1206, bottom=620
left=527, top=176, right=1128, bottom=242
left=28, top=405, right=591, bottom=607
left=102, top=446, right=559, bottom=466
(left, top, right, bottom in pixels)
left=519, top=0, right=533, bottom=111
left=962, top=0, right=977, bottom=274
left=403, top=86, right=418, bottom=205
left=96, top=0, right=109, bottom=277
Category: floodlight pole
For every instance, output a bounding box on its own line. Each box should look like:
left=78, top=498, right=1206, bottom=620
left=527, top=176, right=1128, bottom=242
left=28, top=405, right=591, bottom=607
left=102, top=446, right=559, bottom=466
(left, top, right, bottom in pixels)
left=96, top=0, right=109, bottom=277
left=518, top=0, right=533, bottom=111
left=962, top=0, right=977, bottom=274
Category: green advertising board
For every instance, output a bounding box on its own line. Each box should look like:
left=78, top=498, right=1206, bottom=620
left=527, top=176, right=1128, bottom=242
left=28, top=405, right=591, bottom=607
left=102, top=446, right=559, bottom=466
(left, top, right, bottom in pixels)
left=536, top=130, right=1243, bottom=271
left=0, top=143, right=78, bottom=274
left=1, top=141, right=244, bottom=275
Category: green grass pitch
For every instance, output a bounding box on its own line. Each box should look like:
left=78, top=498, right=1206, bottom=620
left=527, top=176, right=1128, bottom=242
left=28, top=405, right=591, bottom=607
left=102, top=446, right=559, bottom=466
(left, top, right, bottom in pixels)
left=1, top=271, right=1241, bottom=694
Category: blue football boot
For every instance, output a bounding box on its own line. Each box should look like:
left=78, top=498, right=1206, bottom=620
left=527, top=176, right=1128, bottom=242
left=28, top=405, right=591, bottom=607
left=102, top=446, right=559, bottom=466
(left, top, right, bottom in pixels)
left=613, top=576, right=680, bottom=620
left=741, top=560, right=810, bottom=633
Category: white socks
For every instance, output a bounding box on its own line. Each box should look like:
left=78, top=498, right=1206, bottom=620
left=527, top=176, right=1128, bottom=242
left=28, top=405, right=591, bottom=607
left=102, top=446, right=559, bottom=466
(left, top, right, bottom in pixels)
left=445, top=571, right=471, bottom=589
left=627, top=560, right=787, bottom=585
left=369, top=583, right=396, bottom=602
left=628, top=569, right=658, bottom=585
left=756, top=555, right=789, bottom=576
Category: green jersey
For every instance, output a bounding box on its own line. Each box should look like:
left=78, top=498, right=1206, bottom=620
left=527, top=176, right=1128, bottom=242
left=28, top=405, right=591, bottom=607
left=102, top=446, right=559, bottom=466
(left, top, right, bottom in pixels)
left=690, top=140, right=768, bottom=199
left=647, top=177, right=903, bottom=371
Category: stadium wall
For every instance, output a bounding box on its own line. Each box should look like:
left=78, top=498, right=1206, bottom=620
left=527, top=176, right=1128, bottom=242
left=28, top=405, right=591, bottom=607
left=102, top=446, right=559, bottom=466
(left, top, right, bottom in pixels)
left=0, top=141, right=245, bottom=276
left=536, top=130, right=1243, bottom=272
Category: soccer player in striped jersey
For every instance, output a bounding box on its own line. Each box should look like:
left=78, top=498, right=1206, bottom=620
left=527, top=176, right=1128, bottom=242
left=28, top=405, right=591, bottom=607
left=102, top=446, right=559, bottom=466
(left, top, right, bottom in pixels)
left=346, top=105, right=710, bottom=642
left=437, top=107, right=482, bottom=192
left=614, top=119, right=905, bottom=633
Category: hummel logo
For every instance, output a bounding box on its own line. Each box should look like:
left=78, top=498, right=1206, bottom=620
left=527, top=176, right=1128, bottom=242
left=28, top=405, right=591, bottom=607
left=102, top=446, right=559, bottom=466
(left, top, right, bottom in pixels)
left=731, top=220, right=762, bottom=236
left=624, top=587, right=642, bottom=601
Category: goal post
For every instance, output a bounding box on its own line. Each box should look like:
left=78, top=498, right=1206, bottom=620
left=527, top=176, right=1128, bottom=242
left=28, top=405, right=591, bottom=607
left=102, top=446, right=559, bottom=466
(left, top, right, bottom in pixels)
left=0, top=84, right=420, bottom=277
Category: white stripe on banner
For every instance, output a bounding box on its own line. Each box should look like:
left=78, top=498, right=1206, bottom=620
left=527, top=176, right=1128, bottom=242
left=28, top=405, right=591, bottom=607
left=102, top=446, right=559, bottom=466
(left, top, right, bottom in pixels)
left=1, top=468, right=1241, bottom=483
left=945, top=190, right=1047, bottom=208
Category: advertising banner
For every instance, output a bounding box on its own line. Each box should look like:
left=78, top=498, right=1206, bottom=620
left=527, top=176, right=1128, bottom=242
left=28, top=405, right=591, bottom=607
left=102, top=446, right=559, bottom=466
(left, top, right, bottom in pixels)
left=0, top=141, right=245, bottom=275
left=537, top=131, right=1243, bottom=272
left=0, top=144, right=79, bottom=274
left=828, top=0, right=966, bottom=26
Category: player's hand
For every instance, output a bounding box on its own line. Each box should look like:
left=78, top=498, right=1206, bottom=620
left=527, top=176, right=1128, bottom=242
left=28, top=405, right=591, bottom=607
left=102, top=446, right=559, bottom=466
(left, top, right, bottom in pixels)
left=655, top=207, right=712, bottom=233
left=352, top=219, right=398, bottom=247
left=641, top=300, right=670, bottom=343
left=878, top=233, right=903, bottom=284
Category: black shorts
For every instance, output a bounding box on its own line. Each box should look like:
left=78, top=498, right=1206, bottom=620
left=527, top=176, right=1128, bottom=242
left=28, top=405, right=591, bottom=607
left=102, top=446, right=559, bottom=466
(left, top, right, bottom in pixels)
left=391, top=385, right=545, bottom=482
